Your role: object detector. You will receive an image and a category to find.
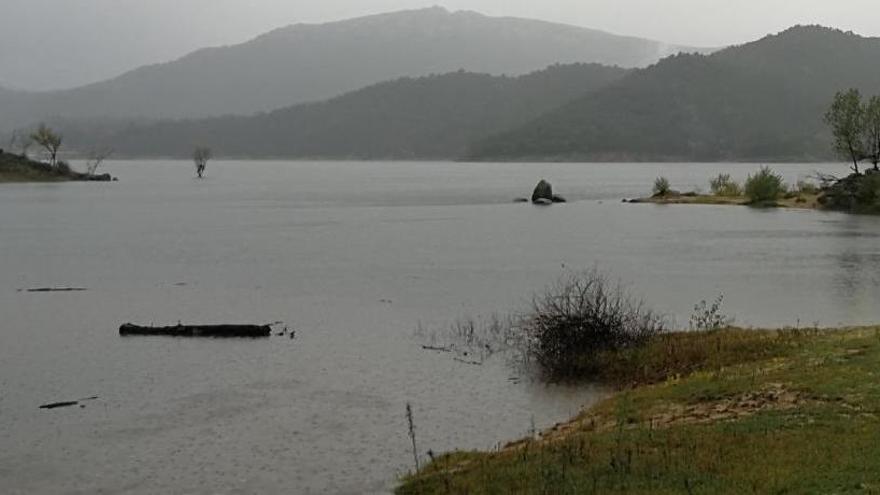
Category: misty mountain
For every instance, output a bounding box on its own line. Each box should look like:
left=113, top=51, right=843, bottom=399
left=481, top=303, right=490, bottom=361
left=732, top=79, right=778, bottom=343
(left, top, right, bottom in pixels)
left=467, top=26, right=880, bottom=162
left=71, top=64, right=628, bottom=159
left=0, top=7, right=704, bottom=131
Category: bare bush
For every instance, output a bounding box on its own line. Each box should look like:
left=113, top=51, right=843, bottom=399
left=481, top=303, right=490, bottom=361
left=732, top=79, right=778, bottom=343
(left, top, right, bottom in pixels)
left=85, top=147, right=113, bottom=176
left=522, top=270, right=666, bottom=379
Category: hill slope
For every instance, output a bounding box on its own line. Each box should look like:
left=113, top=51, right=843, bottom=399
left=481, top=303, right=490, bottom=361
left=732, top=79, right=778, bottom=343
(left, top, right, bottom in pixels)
left=468, top=26, right=880, bottom=162
left=0, top=7, right=703, bottom=131
left=72, top=64, right=629, bottom=159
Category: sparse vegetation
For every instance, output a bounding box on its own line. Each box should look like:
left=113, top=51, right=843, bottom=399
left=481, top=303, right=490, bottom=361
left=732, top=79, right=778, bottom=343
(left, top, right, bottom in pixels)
left=689, top=294, right=734, bottom=332
left=85, top=147, right=113, bottom=176
left=795, top=179, right=820, bottom=195
left=709, top=173, right=742, bottom=197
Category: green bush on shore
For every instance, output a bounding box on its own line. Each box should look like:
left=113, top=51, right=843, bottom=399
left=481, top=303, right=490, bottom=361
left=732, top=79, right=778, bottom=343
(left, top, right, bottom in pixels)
left=744, top=166, right=786, bottom=203
left=652, top=176, right=671, bottom=197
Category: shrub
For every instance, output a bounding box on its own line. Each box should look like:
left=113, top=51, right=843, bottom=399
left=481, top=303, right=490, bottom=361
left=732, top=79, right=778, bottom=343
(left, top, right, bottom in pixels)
left=689, top=294, right=734, bottom=332
left=522, top=270, right=666, bottom=379
left=56, top=160, right=72, bottom=174
left=709, top=173, right=743, bottom=197
left=744, top=166, right=786, bottom=203
left=856, top=173, right=880, bottom=210
left=653, top=176, right=671, bottom=197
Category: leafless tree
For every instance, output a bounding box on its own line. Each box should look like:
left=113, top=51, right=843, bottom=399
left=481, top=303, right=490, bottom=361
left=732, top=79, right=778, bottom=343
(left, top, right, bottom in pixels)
left=85, top=147, right=113, bottom=176
left=193, top=146, right=212, bottom=178
left=30, top=124, right=63, bottom=166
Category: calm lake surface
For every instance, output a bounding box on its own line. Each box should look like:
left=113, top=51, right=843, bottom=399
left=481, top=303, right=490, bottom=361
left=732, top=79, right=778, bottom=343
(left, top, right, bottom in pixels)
left=2, top=161, right=879, bottom=494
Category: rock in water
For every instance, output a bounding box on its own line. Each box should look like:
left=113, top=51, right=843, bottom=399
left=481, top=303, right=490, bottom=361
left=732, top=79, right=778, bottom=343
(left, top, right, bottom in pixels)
left=532, top=180, right=553, bottom=203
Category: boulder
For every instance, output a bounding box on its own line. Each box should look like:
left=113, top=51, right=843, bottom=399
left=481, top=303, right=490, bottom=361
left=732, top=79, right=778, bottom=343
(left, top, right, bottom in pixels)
left=532, top=180, right=554, bottom=203
left=551, top=195, right=567, bottom=203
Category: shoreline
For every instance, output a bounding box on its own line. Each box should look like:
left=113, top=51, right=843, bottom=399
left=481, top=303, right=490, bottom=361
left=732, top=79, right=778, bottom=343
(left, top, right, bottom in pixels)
left=0, top=152, right=114, bottom=183
left=625, top=192, right=822, bottom=210
left=398, top=325, right=880, bottom=493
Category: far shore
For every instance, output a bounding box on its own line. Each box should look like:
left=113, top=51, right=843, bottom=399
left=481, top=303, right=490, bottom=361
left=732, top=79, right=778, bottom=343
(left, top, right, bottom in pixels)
left=626, top=192, right=822, bottom=210
left=0, top=152, right=113, bottom=183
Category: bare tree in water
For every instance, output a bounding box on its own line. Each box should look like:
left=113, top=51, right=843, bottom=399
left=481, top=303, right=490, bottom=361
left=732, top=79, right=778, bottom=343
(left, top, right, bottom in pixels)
left=193, top=147, right=211, bottom=178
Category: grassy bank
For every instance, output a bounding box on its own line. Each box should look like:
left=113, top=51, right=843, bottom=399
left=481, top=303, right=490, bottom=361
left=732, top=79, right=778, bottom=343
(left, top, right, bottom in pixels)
left=399, top=325, right=880, bottom=494
left=0, top=152, right=89, bottom=182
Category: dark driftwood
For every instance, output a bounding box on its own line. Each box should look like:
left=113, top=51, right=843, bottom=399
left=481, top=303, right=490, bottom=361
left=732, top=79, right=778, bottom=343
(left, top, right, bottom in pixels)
left=21, top=287, right=88, bottom=293
left=40, top=401, right=79, bottom=409
left=119, top=323, right=271, bottom=338
left=39, top=396, right=98, bottom=410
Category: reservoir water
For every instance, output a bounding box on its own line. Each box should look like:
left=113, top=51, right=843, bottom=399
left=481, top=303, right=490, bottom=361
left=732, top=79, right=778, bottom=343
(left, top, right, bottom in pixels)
left=1, top=161, right=879, bottom=494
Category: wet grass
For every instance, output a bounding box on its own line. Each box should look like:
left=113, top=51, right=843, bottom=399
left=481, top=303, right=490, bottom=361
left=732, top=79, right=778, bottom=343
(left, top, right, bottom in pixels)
left=398, top=326, right=880, bottom=494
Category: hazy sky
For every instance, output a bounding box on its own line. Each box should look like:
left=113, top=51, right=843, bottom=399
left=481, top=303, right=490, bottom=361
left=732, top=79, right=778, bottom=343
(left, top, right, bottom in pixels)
left=2, top=0, right=878, bottom=90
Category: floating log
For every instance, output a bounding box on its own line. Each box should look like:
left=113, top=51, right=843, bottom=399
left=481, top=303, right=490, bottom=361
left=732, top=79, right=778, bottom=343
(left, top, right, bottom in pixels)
left=21, top=287, right=88, bottom=293
left=119, top=323, right=271, bottom=338
left=40, top=401, right=79, bottom=410
left=39, top=396, right=98, bottom=410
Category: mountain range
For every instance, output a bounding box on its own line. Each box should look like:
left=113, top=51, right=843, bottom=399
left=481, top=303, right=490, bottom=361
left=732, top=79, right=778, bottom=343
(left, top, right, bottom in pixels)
left=467, top=26, right=880, bottom=162
left=63, top=25, right=880, bottom=163
left=70, top=64, right=628, bottom=159
left=0, top=7, right=702, bottom=132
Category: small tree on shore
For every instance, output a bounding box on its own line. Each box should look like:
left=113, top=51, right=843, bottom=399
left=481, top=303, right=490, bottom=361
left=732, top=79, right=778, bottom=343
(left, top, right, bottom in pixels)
left=193, top=147, right=211, bottom=178
left=30, top=124, right=63, bottom=167
left=825, top=89, right=865, bottom=174
left=85, top=147, right=113, bottom=176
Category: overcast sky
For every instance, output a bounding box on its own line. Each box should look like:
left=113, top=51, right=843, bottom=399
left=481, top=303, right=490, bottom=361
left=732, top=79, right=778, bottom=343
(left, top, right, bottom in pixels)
left=2, top=0, right=878, bottom=90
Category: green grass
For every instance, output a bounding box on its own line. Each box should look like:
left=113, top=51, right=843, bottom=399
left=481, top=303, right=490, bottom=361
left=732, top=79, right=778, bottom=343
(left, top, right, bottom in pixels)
left=398, top=326, right=880, bottom=494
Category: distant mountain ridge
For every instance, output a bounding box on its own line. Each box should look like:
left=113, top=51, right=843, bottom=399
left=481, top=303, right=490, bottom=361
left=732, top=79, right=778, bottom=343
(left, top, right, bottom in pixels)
left=467, top=26, right=880, bottom=162
left=0, top=7, right=707, bottom=131
left=68, top=64, right=629, bottom=159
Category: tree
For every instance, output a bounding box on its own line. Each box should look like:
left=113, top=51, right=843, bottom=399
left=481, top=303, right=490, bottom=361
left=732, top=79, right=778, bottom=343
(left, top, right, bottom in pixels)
left=85, top=147, right=113, bottom=176
left=193, top=147, right=211, bottom=178
left=825, top=89, right=865, bottom=174
left=862, top=96, right=880, bottom=171
left=30, top=124, right=63, bottom=167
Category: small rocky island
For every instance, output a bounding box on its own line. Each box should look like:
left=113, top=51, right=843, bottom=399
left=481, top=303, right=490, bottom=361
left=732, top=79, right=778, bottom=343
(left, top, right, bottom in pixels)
left=0, top=150, right=114, bottom=183
left=517, top=179, right=567, bottom=205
